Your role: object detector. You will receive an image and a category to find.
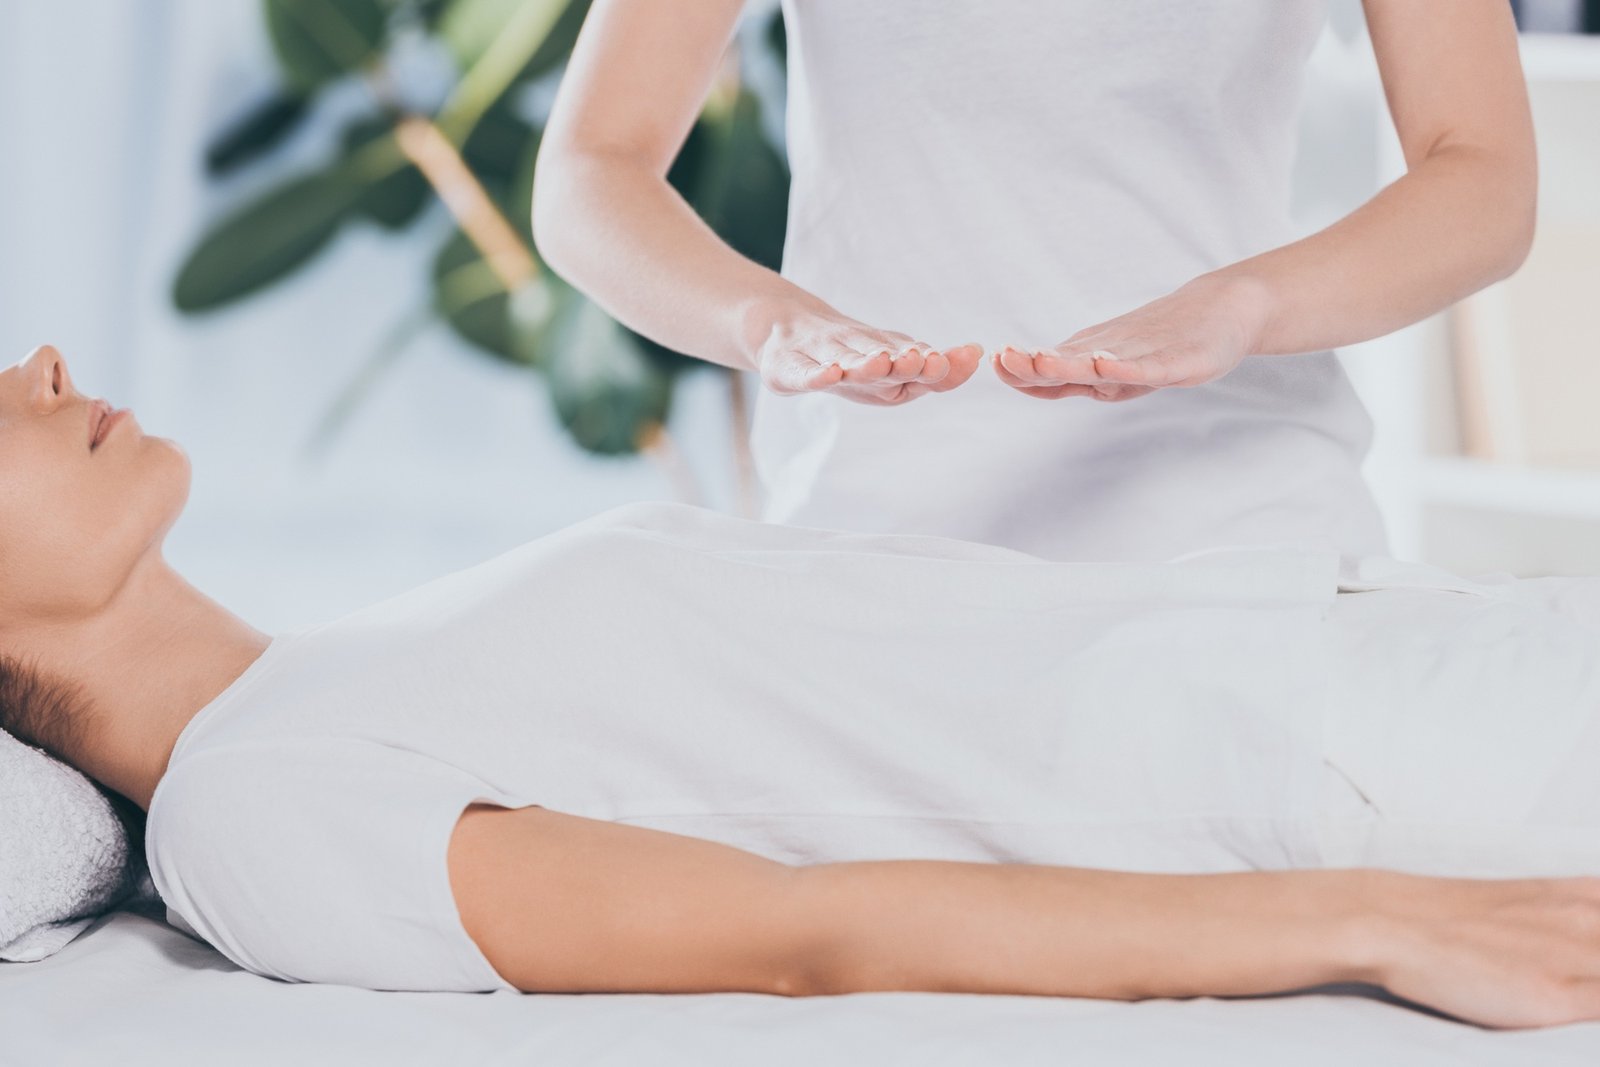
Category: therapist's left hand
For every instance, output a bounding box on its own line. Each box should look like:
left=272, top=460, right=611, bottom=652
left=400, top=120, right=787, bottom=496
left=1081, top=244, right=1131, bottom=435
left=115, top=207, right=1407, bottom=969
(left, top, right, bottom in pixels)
left=991, top=273, right=1274, bottom=401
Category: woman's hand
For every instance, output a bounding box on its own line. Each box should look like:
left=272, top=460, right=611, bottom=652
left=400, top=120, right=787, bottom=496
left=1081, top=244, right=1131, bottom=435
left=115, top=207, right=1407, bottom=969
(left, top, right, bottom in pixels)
left=990, top=273, right=1275, bottom=402
left=753, top=305, right=984, bottom=406
left=1363, top=871, right=1600, bottom=1029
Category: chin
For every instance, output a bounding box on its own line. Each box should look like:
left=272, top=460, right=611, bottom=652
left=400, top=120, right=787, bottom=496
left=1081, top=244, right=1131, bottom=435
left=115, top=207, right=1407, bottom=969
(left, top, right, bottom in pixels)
left=144, top=436, right=192, bottom=537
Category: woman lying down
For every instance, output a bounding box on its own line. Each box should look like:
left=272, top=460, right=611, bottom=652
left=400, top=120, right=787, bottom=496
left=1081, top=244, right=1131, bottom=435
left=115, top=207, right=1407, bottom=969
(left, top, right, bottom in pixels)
left=5, top=346, right=1600, bottom=1031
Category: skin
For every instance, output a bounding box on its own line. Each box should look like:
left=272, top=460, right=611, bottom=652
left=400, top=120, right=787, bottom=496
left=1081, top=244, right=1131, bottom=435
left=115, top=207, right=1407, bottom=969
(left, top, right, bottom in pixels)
left=10, top=345, right=1600, bottom=1028
left=533, top=0, right=1536, bottom=406
left=0, top=346, right=270, bottom=812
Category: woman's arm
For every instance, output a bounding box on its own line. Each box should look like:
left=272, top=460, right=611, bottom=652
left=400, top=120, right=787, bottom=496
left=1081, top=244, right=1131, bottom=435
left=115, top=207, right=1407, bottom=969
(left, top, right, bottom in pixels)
left=996, top=0, right=1538, bottom=400
left=447, top=802, right=1600, bottom=1028
left=1229, top=0, right=1538, bottom=355
left=532, top=0, right=982, bottom=405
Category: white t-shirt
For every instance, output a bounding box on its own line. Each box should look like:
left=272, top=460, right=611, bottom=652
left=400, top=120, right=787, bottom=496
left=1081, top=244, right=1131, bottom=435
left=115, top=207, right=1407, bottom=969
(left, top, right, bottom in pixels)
left=146, top=502, right=1349, bottom=993
left=145, top=503, right=1600, bottom=994
left=754, top=0, right=1388, bottom=562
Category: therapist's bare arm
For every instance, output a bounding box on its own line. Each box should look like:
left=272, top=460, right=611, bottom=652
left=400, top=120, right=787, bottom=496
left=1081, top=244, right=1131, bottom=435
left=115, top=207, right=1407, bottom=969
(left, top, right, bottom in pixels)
left=532, top=0, right=981, bottom=405
left=1227, top=0, right=1537, bottom=355
left=449, top=802, right=1600, bottom=1029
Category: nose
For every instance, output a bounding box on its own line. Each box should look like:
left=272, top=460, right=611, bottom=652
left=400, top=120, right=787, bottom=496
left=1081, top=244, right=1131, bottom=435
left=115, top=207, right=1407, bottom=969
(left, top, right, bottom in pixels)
left=20, top=344, right=77, bottom=409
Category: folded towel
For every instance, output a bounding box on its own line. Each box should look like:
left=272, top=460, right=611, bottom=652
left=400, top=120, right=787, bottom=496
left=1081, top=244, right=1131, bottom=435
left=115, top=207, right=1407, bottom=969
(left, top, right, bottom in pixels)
left=0, top=729, right=148, bottom=962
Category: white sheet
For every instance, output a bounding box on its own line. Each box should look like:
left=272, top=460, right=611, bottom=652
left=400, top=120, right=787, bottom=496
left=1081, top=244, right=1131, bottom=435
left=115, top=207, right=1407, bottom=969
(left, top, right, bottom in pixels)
left=4, top=912, right=1597, bottom=1065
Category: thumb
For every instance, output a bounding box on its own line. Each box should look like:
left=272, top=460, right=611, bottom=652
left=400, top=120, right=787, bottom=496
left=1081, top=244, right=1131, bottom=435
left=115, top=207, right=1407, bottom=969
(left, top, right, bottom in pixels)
left=764, top=351, right=842, bottom=395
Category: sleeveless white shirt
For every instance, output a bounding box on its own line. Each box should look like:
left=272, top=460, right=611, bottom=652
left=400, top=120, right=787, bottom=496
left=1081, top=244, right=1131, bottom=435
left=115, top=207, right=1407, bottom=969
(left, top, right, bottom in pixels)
left=755, top=0, right=1390, bottom=562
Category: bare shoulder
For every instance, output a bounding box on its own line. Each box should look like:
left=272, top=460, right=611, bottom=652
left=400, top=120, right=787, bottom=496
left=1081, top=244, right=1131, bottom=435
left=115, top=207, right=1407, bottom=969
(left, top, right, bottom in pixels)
left=446, top=802, right=810, bottom=995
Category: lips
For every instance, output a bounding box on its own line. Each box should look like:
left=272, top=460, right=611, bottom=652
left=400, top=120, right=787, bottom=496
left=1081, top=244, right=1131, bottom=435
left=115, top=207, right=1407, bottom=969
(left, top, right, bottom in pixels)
left=89, top=399, right=118, bottom=451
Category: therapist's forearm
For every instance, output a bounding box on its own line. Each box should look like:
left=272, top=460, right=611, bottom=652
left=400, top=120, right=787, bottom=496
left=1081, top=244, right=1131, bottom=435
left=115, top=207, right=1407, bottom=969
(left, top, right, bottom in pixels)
left=1215, top=145, right=1536, bottom=358
left=789, top=861, right=1379, bottom=999
left=532, top=150, right=825, bottom=374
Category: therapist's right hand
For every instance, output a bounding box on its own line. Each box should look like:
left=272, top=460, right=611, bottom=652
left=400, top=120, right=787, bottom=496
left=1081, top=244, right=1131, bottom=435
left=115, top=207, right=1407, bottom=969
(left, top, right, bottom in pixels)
left=752, top=306, right=983, bottom=406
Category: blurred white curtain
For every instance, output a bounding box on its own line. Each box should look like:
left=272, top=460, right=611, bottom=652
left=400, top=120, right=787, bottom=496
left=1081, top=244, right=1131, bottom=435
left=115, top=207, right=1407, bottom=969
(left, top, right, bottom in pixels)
left=0, top=1, right=736, bottom=629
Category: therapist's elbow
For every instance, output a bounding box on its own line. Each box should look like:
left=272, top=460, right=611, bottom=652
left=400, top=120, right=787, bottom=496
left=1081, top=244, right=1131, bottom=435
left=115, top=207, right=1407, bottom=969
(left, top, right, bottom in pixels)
left=1491, top=155, right=1539, bottom=284
left=1492, top=189, right=1537, bottom=284
left=529, top=145, right=596, bottom=281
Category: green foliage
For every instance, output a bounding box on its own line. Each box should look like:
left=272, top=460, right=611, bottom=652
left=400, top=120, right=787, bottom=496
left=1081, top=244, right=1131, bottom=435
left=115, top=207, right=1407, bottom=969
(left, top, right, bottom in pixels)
left=342, top=117, right=431, bottom=229
left=539, top=278, right=672, bottom=455
left=174, top=170, right=367, bottom=312
left=205, top=91, right=310, bottom=175
left=431, top=228, right=521, bottom=362
left=173, top=0, right=789, bottom=458
left=438, top=0, right=591, bottom=91
left=265, top=0, right=390, bottom=91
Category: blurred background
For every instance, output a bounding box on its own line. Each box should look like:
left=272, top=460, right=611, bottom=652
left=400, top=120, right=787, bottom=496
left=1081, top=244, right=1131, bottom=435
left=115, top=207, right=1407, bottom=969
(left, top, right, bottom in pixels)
left=1, top=0, right=1597, bottom=635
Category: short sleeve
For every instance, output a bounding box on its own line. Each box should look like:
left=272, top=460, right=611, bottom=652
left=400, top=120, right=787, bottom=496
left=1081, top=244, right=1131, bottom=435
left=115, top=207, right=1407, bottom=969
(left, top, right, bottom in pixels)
left=145, top=737, right=534, bottom=993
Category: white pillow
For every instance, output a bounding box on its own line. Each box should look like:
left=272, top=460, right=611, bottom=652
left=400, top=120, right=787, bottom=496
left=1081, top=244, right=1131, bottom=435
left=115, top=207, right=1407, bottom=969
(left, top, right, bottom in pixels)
left=0, top=729, right=151, bottom=962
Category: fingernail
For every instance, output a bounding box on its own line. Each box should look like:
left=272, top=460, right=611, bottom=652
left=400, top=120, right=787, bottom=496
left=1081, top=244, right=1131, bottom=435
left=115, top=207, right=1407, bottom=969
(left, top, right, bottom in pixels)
left=1091, top=349, right=1120, bottom=361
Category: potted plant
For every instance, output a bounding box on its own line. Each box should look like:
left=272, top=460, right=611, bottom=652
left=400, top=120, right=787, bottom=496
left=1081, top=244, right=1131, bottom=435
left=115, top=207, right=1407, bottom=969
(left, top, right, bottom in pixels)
left=173, top=0, right=790, bottom=510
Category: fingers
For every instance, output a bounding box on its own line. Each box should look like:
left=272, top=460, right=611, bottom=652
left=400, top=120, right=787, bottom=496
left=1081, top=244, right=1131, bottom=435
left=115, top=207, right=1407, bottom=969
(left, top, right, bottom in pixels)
left=1034, top=347, right=1110, bottom=385
left=832, top=341, right=982, bottom=406
left=884, top=345, right=926, bottom=383
left=804, top=360, right=845, bottom=391
left=991, top=354, right=1099, bottom=399
left=830, top=342, right=894, bottom=383
left=1046, top=338, right=1215, bottom=390
left=758, top=330, right=984, bottom=405
left=762, top=350, right=841, bottom=396
left=990, top=346, right=1156, bottom=402
left=929, top=343, right=983, bottom=393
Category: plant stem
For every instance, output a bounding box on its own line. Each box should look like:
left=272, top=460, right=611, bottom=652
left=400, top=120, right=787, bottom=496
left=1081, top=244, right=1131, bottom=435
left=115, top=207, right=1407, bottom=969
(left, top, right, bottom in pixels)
left=393, top=115, right=538, bottom=291
left=435, top=0, right=567, bottom=146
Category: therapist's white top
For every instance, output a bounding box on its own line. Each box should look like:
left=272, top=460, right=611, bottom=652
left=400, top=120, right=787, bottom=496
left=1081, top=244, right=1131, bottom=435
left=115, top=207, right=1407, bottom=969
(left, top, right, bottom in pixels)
left=756, top=0, right=1389, bottom=562
left=144, top=503, right=1600, bottom=994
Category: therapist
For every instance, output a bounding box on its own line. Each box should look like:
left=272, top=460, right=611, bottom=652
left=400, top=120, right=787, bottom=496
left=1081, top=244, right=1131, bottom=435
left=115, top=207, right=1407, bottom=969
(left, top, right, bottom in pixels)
left=532, top=0, right=1536, bottom=562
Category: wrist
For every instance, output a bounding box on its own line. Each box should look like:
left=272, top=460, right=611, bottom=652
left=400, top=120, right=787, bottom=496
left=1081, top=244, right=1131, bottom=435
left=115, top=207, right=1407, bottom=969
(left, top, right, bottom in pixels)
left=1191, top=269, right=1279, bottom=357
left=1324, top=868, right=1410, bottom=987
left=735, top=289, right=836, bottom=373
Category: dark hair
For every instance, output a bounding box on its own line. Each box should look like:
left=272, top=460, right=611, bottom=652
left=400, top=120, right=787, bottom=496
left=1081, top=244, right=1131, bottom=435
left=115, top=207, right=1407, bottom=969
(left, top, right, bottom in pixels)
left=0, top=653, right=147, bottom=856
left=0, top=653, right=92, bottom=764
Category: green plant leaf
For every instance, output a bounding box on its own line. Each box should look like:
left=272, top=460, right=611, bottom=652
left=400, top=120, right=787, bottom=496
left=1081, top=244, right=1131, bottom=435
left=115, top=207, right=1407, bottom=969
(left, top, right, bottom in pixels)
left=342, top=116, right=432, bottom=229
left=698, top=90, right=789, bottom=272
left=534, top=279, right=672, bottom=456
left=265, top=0, right=391, bottom=92
left=664, top=119, right=715, bottom=210
left=518, top=0, right=591, bottom=84
left=173, top=170, right=368, bottom=312
left=431, top=228, right=521, bottom=361
left=416, top=0, right=452, bottom=28
left=461, top=101, right=537, bottom=192
left=764, top=6, right=786, bottom=72
left=506, top=119, right=544, bottom=235
left=205, top=91, right=311, bottom=175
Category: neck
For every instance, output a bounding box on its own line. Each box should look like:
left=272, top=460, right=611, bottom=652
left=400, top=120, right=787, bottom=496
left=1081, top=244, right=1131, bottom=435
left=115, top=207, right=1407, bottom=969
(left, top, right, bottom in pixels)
left=21, top=554, right=271, bottom=813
